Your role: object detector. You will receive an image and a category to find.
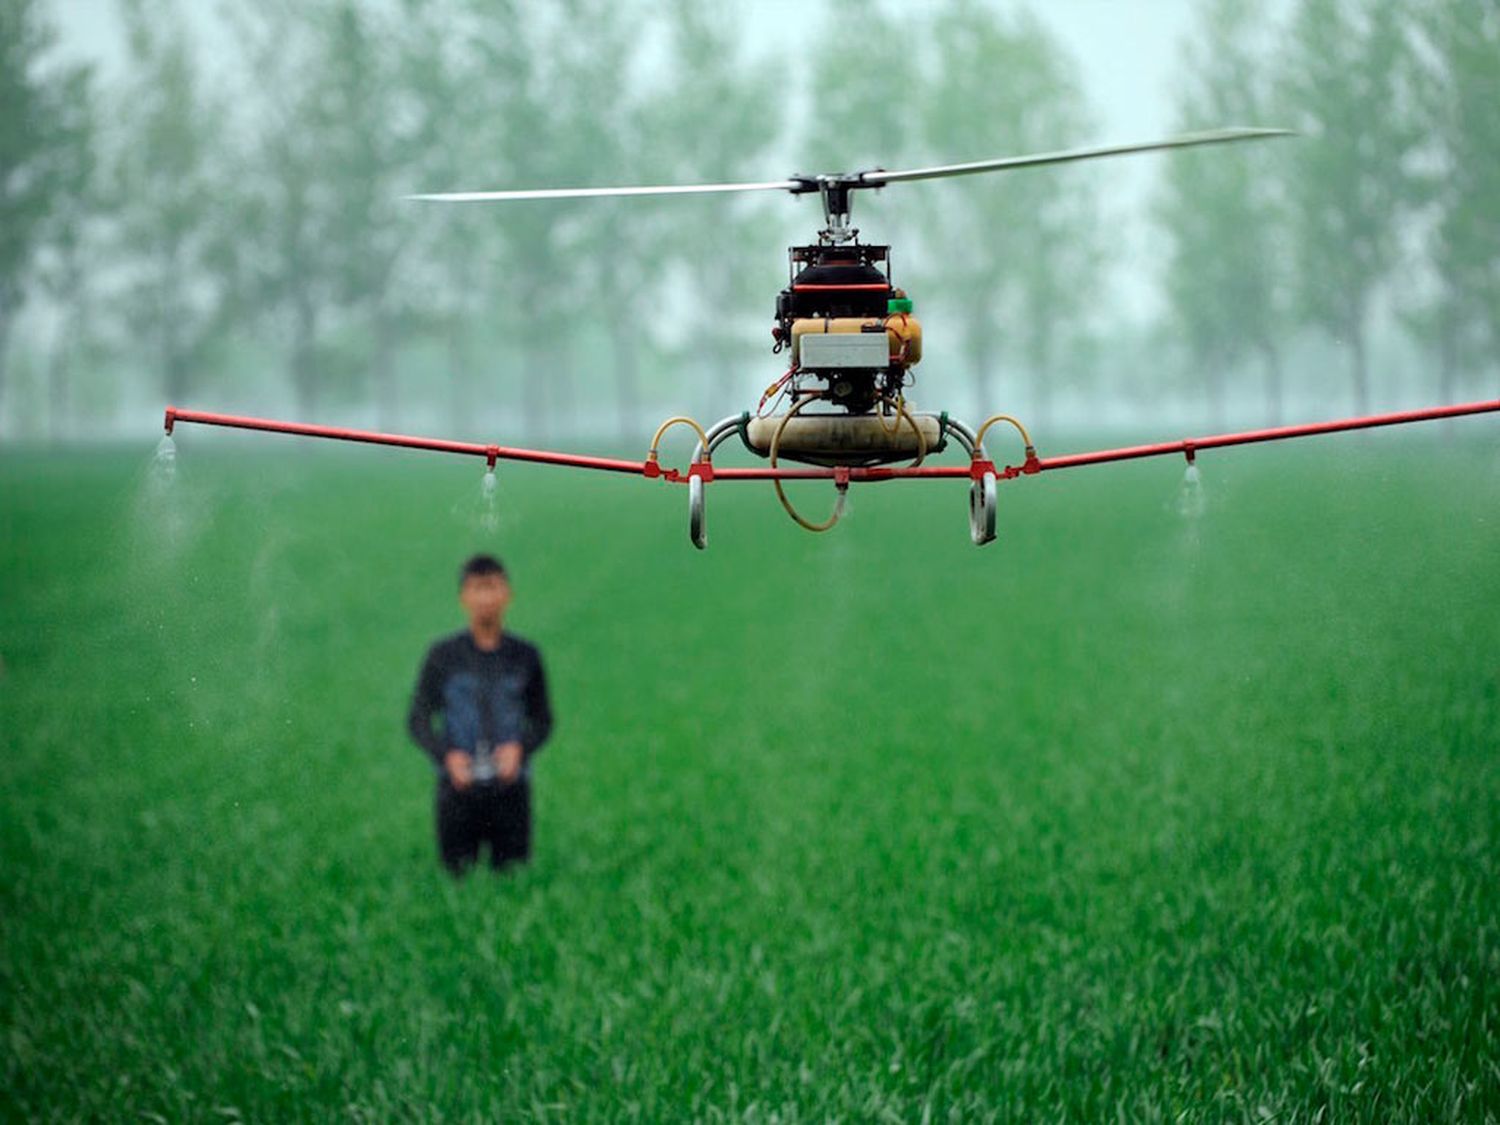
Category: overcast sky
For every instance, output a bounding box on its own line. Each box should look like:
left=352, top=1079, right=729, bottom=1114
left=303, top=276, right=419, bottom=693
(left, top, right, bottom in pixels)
left=55, top=1, right=1206, bottom=140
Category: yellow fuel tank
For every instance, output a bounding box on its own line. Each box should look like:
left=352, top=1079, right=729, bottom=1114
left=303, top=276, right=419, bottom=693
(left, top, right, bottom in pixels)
left=790, top=315, right=923, bottom=367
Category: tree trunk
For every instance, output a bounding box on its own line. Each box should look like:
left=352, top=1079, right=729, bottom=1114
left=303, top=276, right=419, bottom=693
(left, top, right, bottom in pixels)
left=712, top=338, right=739, bottom=424
left=516, top=266, right=549, bottom=439
left=1204, top=345, right=1227, bottom=430
left=1259, top=336, right=1283, bottom=426
left=157, top=237, right=188, bottom=404
left=162, top=291, right=191, bottom=407
left=1438, top=322, right=1456, bottom=406
left=1438, top=322, right=1456, bottom=441
left=159, top=288, right=186, bottom=404
left=608, top=310, right=639, bottom=441
left=446, top=320, right=469, bottom=435
left=0, top=303, right=14, bottom=430
left=372, top=306, right=397, bottom=430
left=1027, top=288, right=1057, bottom=431
left=967, top=314, right=995, bottom=418
left=1348, top=310, right=1370, bottom=415
left=552, top=337, right=575, bottom=438
left=292, top=293, right=319, bottom=416
left=1029, top=316, right=1057, bottom=430
left=48, top=321, right=72, bottom=445
left=522, top=339, right=546, bottom=441
left=1031, top=358, right=1052, bottom=432
left=166, top=349, right=191, bottom=407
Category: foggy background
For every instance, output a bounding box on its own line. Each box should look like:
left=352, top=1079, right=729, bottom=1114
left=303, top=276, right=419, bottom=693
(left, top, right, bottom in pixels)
left=2, top=0, right=1496, bottom=444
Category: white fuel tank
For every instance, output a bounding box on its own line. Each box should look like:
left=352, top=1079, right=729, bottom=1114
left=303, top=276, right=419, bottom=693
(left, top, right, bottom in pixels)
left=744, top=411, right=943, bottom=466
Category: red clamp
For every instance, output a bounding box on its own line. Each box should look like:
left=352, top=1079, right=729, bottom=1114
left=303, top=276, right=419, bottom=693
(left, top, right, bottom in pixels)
left=649, top=461, right=713, bottom=485
left=969, top=458, right=998, bottom=481
left=834, top=465, right=851, bottom=488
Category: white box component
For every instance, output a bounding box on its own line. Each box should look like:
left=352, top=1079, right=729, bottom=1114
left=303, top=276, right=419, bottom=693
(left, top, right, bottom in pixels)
left=797, top=332, right=890, bottom=370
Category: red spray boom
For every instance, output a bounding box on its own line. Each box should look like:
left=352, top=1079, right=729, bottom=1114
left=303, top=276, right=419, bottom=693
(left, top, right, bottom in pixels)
left=163, top=398, right=1500, bottom=548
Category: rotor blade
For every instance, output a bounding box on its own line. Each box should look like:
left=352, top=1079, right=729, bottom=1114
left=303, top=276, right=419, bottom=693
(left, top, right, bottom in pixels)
left=406, top=179, right=804, bottom=203
left=862, top=127, right=1295, bottom=187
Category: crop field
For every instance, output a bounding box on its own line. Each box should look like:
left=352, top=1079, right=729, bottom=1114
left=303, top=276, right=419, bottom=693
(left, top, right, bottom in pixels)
left=2, top=433, right=1498, bottom=1121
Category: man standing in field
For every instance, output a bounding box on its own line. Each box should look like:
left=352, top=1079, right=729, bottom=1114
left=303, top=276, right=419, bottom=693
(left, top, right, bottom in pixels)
left=407, top=554, right=553, bottom=875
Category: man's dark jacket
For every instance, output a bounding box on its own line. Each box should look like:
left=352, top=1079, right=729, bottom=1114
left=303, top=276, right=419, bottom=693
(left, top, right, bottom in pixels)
left=407, top=630, right=553, bottom=772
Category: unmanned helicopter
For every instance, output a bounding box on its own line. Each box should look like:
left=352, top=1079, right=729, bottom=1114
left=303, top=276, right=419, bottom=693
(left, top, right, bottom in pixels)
left=163, top=127, right=1500, bottom=547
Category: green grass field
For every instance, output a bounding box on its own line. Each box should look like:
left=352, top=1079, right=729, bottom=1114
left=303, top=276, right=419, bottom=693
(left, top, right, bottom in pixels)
left=2, top=431, right=1498, bottom=1121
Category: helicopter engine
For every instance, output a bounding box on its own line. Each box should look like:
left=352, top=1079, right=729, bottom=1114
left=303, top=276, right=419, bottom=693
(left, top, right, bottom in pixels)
left=772, top=243, right=922, bottom=415
left=753, top=242, right=933, bottom=468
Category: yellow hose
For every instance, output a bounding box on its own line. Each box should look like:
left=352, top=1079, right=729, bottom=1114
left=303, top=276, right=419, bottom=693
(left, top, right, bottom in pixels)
left=769, top=395, right=929, bottom=532
left=647, top=415, right=711, bottom=466
left=974, top=413, right=1036, bottom=462
left=869, top=394, right=930, bottom=465
left=889, top=396, right=928, bottom=468
left=874, top=394, right=902, bottom=436
left=770, top=395, right=847, bottom=533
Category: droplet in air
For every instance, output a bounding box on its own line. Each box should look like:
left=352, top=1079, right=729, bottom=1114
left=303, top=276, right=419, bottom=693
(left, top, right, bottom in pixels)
left=479, top=468, right=499, bottom=533
left=152, top=434, right=177, bottom=486
left=130, top=432, right=197, bottom=565
left=1176, top=462, right=1205, bottom=519
left=448, top=467, right=505, bottom=535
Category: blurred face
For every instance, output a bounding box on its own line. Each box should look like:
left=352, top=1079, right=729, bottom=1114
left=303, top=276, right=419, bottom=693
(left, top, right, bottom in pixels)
left=459, top=572, right=511, bottom=628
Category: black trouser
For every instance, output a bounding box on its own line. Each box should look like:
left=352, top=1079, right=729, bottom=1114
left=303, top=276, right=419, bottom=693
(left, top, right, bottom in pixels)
left=436, top=778, right=531, bottom=874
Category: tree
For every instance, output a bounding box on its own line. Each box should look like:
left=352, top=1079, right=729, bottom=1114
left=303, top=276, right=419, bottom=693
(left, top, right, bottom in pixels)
left=1157, top=0, right=1290, bottom=425
left=33, top=60, right=100, bottom=440
left=567, top=0, right=675, bottom=438
left=226, top=0, right=354, bottom=416
left=801, top=0, right=924, bottom=251
left=0, top=0, right=94, bottom=421
left=1404, top=0, right=1500, bottom=402
left=1279, top=0, right=1416, bottom=413
left=111, top=0, right=237, bottom=406
left=916, top=0, right=1103, bottom=427
left=651, top=0, right=783, bottom=424
left=487, top=0, right=671, bottom=438
left=318, top=1, right=427, bottom=428
left=397, top=0, right=506, bottom=434
left=443, top=0, right=594, bottom=439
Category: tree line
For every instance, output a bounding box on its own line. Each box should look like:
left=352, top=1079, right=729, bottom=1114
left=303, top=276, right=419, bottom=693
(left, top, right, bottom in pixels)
left=2, top=0, right=1496, bottom=442
left=1157, top=0, right=1499, bottom=423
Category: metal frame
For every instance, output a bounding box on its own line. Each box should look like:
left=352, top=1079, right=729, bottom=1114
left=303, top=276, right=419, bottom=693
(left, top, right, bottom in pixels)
left=687, top=415, right=745, bottom=549
left=164, top=399, right=1500, bottom=549
left=969, top=470, right=997, bottom=546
